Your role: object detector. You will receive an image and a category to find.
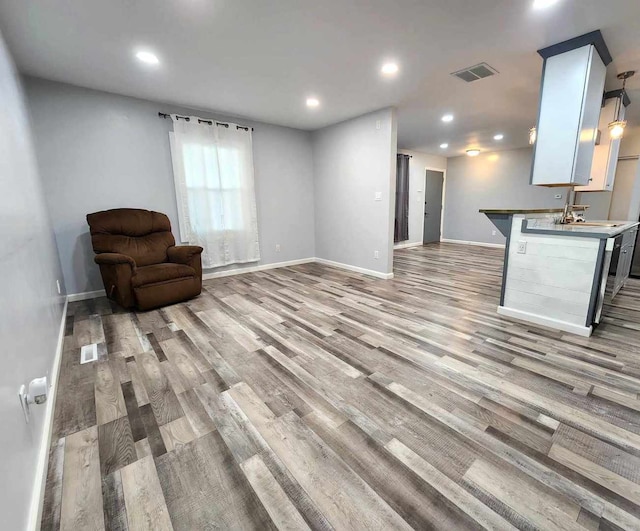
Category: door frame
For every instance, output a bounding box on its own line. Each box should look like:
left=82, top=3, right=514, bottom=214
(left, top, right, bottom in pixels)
left=422, top=166, right=447, bottom=244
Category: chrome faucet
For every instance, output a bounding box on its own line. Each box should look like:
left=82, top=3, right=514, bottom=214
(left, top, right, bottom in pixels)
left=559, top=189, right=588, bottom=224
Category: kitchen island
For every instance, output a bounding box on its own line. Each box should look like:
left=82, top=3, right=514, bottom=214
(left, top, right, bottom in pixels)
left=481, top=208, right=639, bottom=336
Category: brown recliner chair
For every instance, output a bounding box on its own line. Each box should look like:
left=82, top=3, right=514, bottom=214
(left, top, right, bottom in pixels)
left=87, top=208, right=203, bottom=311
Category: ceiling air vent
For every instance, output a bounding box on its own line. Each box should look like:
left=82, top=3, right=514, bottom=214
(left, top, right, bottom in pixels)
left=451, top=63, right=498, bottom=82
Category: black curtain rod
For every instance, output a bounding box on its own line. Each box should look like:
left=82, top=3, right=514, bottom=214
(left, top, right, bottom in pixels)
left=158, top=112, right=253, bottom=131
left=398, top=153, right=412, bottom=158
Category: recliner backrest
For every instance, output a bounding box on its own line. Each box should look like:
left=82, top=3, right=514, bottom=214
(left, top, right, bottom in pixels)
left=87, top=208, right=175, bottom=266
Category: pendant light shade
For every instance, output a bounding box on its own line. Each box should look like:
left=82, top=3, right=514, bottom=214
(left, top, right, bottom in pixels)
left=608, top=71, right=634, bottom=140
left=609, top=120, right=626, bottom=140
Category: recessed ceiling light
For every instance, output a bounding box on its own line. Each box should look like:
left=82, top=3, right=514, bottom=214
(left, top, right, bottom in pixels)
left=381, top=63, right=399, bottom=76
left=532, top=0, right=559, bottom=9
left=440, top=143, right=449, bottom=149
left=441, top=114, right=454, bottom=123
left=135, top=51, right=159, bottom=65
left=306, top=97, right=320, bottom=108
left=493, top=133, right=504, bottom=140
left=466, top=149, right=481, bottom=157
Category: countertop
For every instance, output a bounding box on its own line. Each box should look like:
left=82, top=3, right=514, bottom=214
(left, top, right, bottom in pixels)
left=479, top=208, right=564, bottom=214
left=521, top=219, right=639, bottom=239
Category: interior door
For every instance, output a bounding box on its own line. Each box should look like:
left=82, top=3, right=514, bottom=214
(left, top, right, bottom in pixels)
left=423, top=170, right=444, bottom=243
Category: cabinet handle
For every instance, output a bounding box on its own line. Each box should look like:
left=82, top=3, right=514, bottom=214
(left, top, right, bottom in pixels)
left=623, top=250, right=628, bottom=254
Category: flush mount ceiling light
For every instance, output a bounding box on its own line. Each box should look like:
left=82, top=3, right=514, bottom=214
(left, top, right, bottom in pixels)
left=381, top=62, right=399, bottom=76
left=440, top=143, right=449, bottom=149
left=306, top=97, right=320, bottom=108
left=441, top=114, right=454, bottom=123
left=135, top=50, right=159, bottom=65
left=466, top=149, right=481, bottom=157
left=608, top=71, right=635, bottom=140
left=493, top=133, right=504, bottom=140
left=532, top=0, right=559, bottom=9
left=529, top=126, right=537, bottom=145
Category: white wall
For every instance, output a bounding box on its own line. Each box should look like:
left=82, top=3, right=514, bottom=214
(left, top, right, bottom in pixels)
left=608, top=129, right=640, bottom=222
left=443, top=147, right=567, bottom=244
left=0, top=35, right=65, bottom=530
left=396, top=149, right=447, bottom=246
left=25, top=77, right=316, bottom=296
left=312, top=108, right=397, bottom=276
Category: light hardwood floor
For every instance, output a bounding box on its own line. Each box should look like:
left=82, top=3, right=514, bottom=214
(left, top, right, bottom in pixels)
left=41, top=243, right=640, bottom=530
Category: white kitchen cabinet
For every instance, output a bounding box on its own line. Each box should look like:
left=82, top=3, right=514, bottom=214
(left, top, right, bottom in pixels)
left=612, top=226, right=638, bottom=297
left=575, top=97, right=625, bottom=192
left=531, top=44, right=607, bottom=187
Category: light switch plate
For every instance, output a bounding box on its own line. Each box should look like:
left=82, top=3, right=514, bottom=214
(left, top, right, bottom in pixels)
left=374, top=192, right=382, bottom=201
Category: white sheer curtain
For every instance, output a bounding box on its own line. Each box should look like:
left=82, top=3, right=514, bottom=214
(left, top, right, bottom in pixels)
left=169, top=115, right=260, bottom=268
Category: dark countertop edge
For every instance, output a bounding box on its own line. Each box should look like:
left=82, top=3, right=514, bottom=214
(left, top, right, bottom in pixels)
left=521, top=219, right=639, bottom=239
left=479, top=208, right=565, bottom=214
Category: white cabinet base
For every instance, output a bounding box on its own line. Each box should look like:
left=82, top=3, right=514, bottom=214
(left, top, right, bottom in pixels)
left=497, top=306, right=593, bottom=337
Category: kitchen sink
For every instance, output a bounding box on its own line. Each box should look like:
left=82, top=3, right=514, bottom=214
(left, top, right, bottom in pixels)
left=567, top=222, right=622, bottom=227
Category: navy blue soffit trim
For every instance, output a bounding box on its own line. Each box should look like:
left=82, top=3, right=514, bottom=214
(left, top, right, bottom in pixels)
left=537, top=30, right=612, bottom=66
left=605, top=89, right=631, bottom=108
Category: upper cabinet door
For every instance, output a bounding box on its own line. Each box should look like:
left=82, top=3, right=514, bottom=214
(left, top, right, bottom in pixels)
left=575, top=98, right=625, bottom=192
left=531, top=44, right=606, bottom=187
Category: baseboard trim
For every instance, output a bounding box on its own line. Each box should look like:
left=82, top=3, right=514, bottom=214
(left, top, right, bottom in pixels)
left=314, top=258, right=394, bottom=279
left=67, top=256, right=393, bottom=302
left=393, top=241, right=423, bottom=250
left=67, top=289, right=105, bottom=302
left=440, top=238, right=505, bottom=249
left=28, top=297, right=68, bottom=531
left=497, top=305, right=592, bottom=337
left=202, top=258, right=316, bottom=280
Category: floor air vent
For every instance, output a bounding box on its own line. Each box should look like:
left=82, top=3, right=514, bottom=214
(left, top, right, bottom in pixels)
left=451, top=63, right=498, bottom=82
left=80, top=343, right=98, bottom=364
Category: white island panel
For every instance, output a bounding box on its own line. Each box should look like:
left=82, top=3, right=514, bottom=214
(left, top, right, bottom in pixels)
left=500, top=215, right=600, bottom=335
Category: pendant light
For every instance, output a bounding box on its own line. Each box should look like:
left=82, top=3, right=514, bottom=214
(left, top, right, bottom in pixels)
left=609, top=71, right=635, bottom=140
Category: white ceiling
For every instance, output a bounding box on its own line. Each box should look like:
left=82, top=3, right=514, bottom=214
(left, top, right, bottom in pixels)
left=1, top=0, right=639, bottom=156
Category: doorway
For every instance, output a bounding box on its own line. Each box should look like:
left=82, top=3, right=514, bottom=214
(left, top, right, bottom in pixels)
left=423, top=169, right=444, bottom=244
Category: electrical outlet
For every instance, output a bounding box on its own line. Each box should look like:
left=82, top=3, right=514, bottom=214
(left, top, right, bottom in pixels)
left=376, top=120, right=381, bottom=130
left=492, top=230, right=497, bottom=236
left=275, top=244, right=281, bottom=252
left=517, top=241, right=527, bottom=254
left=374, top=250, right=379, bottom=259
left=56, top=280, right=61, bottom=295
left=374, top=192, right=382, bottom=201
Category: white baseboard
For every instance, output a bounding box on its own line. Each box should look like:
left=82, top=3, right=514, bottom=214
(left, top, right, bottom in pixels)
left=393, top=241, right=423, bottom=250
left=67, top=289, right=105, bottom=302
left=440, top=238, right=505, bottom=249
left=67, top=256, right=394, bottom=302
left=28, top=297, right=68, bottom=531
left=202, top=258, right=315, bottom=280
left=314, top=257, right=394, bottom=279
left=497, top=305, right=592, bottom=337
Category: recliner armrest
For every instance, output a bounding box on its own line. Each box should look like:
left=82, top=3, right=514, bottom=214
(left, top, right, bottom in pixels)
left=94, top=252, right=136, bottom=269
left=167, top=245, right=203, bottom=265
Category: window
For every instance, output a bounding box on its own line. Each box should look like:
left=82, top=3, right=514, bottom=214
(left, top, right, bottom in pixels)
left=169, top=117, right=260, bottom=268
